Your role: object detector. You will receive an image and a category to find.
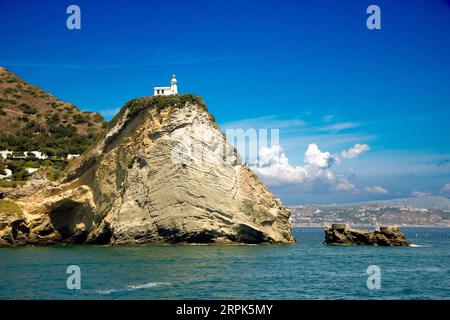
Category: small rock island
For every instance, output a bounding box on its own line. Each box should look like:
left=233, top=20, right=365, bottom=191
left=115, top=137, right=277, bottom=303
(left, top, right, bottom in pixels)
left=324, top=224, right=411, bottom=246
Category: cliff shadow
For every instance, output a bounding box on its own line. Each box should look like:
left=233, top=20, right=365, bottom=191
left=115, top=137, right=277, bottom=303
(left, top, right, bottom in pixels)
left=49, top=200, right=94, bottom=243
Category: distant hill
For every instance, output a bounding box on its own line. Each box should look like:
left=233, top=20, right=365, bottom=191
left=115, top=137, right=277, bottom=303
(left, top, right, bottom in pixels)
left=321, top=195, right=450, bottom=210
left=0, top=67, right=106, bottom=157
left=358, top=195, right=450, bottom=210
left=289, top=196, right=450, bottom=227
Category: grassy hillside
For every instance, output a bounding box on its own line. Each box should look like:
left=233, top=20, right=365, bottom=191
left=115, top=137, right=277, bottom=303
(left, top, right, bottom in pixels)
left=0, top=67, right=107, bottom=184
left=0, top=66, right=106, bottom=157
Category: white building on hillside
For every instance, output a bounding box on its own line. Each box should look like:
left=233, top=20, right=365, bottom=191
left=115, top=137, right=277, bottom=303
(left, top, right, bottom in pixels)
left=153, top=75, right=178, bottom=96
left=25, top=151, right=48, bottom=160
left=0, top=168, right=12, bottom=180
left=0, top=150, right=13, bottom=159
left=0, top=150, right=48, bottom=160
left=25, top=168, right=39, bottom=174
left=67, top=154, right=80, bottom=160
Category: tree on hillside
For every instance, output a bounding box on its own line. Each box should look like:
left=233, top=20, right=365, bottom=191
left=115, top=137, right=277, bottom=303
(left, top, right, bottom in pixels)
left=0, top=159, right=6, bottom=175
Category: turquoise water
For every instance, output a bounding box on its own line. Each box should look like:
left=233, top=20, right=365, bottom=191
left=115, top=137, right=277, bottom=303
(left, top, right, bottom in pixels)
left=0, top=227, right=449, bottom=299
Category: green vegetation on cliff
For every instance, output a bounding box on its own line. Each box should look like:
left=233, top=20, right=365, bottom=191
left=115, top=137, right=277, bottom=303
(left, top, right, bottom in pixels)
left=0, top=158, right=5, bottom=175
left=0, top=200, right=23, bottom=217
left=0, top=67, right=107, bottom=157
left=109, top=94, right=210, bottom=129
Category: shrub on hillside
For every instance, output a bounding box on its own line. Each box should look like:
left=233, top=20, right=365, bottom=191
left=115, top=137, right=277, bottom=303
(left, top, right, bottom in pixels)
left=72, top=113, right=88, bottom=124
left=17, top=115, right=29, bottom=122
left=0, top=159, right=5, bottom=175
left=18, top=103, right=37, bottom=114
left=46, top=113, right=61, bottom=126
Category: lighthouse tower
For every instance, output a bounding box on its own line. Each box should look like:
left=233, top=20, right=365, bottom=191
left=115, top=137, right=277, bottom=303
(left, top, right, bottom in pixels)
left=153, top=75, right=178, bottom=96
left=170, top=74, right=178, bottom=94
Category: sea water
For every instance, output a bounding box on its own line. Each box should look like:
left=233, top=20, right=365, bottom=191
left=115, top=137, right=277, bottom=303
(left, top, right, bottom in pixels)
left=0, top=227, right=449, bottom=299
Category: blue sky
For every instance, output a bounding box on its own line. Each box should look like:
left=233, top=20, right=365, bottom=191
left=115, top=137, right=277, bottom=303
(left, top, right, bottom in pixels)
left=1, top=0, right=449, bottom=204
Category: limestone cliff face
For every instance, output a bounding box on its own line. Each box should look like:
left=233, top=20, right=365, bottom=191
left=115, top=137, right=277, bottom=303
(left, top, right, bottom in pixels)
left=0, top=95, right=295, bottom=246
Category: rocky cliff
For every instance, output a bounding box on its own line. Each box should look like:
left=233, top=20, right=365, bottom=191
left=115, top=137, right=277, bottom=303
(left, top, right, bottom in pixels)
left=324, top=224, right=411, bottom=246
left=0, top=94, right=295, bottom=246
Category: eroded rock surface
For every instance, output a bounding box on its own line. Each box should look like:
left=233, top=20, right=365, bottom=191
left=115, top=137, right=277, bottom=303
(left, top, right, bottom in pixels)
left=0, top=95, right=295, bottom=246
left=324, top=224, right=411, bottom=246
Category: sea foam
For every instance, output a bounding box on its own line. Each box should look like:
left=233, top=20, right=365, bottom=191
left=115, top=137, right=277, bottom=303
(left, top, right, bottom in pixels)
left=97, top=282, right=170, bottom=294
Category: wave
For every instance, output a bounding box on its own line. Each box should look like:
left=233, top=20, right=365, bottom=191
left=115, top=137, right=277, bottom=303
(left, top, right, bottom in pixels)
left=424, top=267, right=444, bottom=273
left=409, top=244, right=428, bottom=247
left=97, top=282, right=170, bottom=294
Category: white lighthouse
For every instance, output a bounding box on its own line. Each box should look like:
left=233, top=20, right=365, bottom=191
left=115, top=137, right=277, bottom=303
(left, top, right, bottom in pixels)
left=153, top=75, right=178, bottom=96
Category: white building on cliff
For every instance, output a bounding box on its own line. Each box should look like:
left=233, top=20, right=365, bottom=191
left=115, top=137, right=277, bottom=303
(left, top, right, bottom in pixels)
left=153, top=75, right=178, bottom=96
left=0, top=150, right=48, bottom=160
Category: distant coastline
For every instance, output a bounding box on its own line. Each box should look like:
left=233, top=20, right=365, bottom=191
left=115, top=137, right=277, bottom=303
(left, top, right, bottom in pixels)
left=288, top=196, right=450, bottom=228
left=292, top=224, right=450, bottom=228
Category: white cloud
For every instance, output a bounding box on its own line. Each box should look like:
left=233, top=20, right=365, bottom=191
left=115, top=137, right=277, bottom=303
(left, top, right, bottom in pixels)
left=411, top=190, right=432, bottom=197
left=335, top=181, right=356, bottom=192
left=254, top=145, right=308, bottom=184
left=341, top=143, right=370, bottom=159
left=323, top=115, right=335, bottom=123
left=252, top=144, right=355, bottom=192
left=253, top=154, right=308, bottom=185
left=258, top=145, right=284, bottom=167
left=320, top=122, right=358, bottom=132
left=364, top=186, right=389, bottom=194
left=304, top=143, right=335, bottom=169
left=441, top=183, right=450, bottom=196
left=221, top=116, right=306, bottom=131
left=2, top=51, right=236, bottom=70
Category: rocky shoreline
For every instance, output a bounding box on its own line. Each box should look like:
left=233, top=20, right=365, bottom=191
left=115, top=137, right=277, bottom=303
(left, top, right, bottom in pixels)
left=324, top=224, right=411, bottom=246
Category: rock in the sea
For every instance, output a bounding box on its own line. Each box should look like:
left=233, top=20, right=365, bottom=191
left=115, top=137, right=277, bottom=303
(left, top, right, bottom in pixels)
left=324, top=224, right=411, bottom=246
left=0, top=95, right=295, bottom=246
